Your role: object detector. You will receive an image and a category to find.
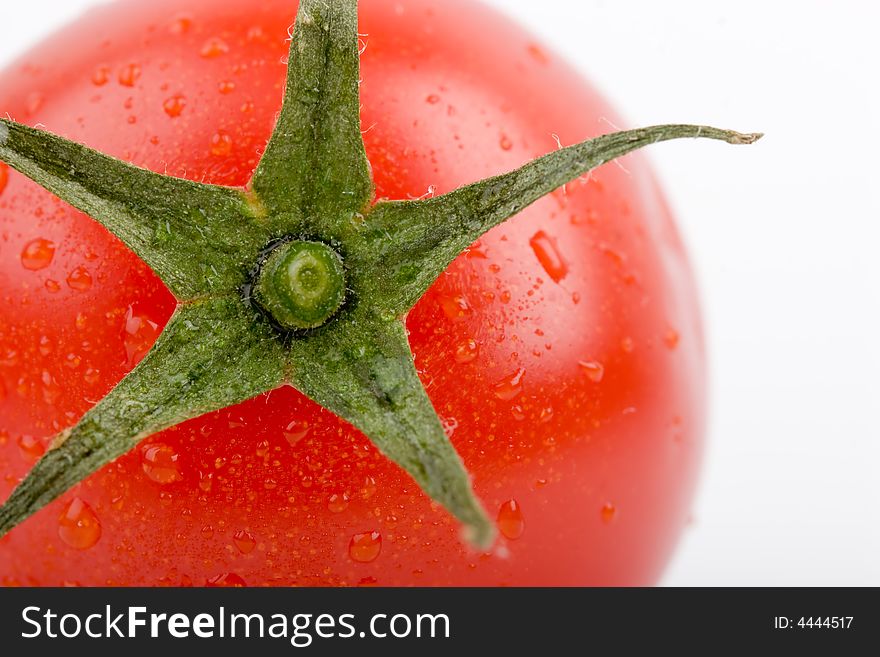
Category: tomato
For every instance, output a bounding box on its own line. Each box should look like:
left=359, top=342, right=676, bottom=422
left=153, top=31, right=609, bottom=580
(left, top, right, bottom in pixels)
left=0, top=0, right=704, bottom=586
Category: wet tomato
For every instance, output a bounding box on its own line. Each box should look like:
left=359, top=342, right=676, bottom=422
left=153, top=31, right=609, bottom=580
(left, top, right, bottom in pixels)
left=0, top=0, right=704, bottom=585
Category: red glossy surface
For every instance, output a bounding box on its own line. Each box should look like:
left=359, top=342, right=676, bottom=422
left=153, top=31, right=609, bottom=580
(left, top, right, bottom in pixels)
left=0, top=0, right=704, bottom=586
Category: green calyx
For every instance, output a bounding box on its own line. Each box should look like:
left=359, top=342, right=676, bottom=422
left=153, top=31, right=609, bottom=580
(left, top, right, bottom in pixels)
left=252, top=240, right=347, bottom=331
left=0, top=0, right=761, bottom=549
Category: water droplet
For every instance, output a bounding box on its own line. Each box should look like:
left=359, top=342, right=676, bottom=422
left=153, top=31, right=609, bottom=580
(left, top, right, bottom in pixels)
left=328, top=492, right=350, bottom=513
left=357, top=576, right=379, bottom=587
left=441, top=415, right=458, bottom=436
left=494, top=368, right=525, bottom=401
left=233, top=530, right=256, bottom=554
left=578, top=360, right=604, bottom=383
left=349, top=531, right=382, bottom=563
left=454, top=338, right=479, bottom=364
left=600, top=502, right=617, bottom=524
left=255, top=439, right=269, bottom=458
left=210, top=130, right=233, bottom=156
left=205, top=572, right=246, bottom=587
left=38, top=335, right=52, bottom=356
left=426, top=94, right=441, bottom=104
left=17, top=435, right=44, bottom=463
left=497, top=499, right=524, bottom=539
left=64, top=353, right=82, bottom=369
left=529, top=231, right=568, bottom=283
left=620, top=337, right=634, bottom=353
left=218, top=80, right=236, bottom=94
left=283, top=419, right=310, bottom=446
left=58, top=498, right=101, bottom=550
left=439, top=294, right=472, bottom=321
left=664, top=328, right=680, bottom=350
left=91, top=65, right=110, bottom=86
left=25, top=92, right=44, bottom=116
left=499, top=134, right=513, bottom=151
left=66, top=266, right=92, bottom=291
left=198, top=471, right=213, bottom=492
left=162, top=94, right=186, bottom=117
left=83, top=368, right=100, bottom=385
left=122, top=305, right=161, bottom=368
left=141, top=442, right=182, bottom=484
left=246, top=26, right=266, bottom=42
left=571, top=209, right=599, bottom=226
left=44, top=279, right=61, bottom=293
left=118, top=63, right=141, bottom=87
left=527, top=43, right=549, bottom=65
left=200, top=37, right=230, bottom=58
left=0, top=163, right=8, bottom=194
left=169, top=16, right=193, bottom=35
left=599, top=242, right=627, bottom=267
left=360, top=476, right=377, bottom=500
left=21, top=238, right=55, bottom=270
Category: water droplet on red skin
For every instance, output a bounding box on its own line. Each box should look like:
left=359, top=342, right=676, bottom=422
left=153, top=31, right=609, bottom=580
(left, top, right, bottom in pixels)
left=454, top=338, right=479, bottom=364
left=122, top=305, right=161, bottom=368
left=494, top=368, right=525, bottom=401
left=66, top=266, right=93, bottom=291
left=118, top=63, right=141, bottom=87
left=439, top=294, right=472, bottom=321
left=91, top=66, right=111, bottom=86
left=163, top=95, right=186, bottom=117
left=17, top=435, right=45, bottom=463
left=169, top=16, right=193, bottom=35
left=233, top=530, right=256, bottom=554
left=349, top=531, right=382, bottom=563
left=327, top=492, right=350, bottom=513
left=529, top=231, right=568, bottom=283
left=601, top=503, right=617, bottom=524
left=200, top=38, right=230, bottom=59
left=58, top=498, right=102, bottom=550
left=578, top=360, right=605, bottom=383
left=205, top=572, right=246, bottom=587
left=210, top=130, right=233, bottom=156
left=21, top=238, right=56, bottom=270
left=283, top=419, right=310, bottom=446
left=497, top=500, right=524, bottom=539
left=141, top=442, right=182, bottom=484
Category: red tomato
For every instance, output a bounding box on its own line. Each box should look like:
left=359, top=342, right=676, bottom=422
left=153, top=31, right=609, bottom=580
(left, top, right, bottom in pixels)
left=0, top=0, right=704, bottom=585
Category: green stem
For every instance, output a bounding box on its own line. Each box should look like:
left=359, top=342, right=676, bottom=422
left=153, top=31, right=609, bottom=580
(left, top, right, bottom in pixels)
left=356, top=125, right=762, bottom=315
left=287, top=306, right=495, bottom=547
left=252, top=240, right=347, bottom=331
left=251, top=0, right=373, bottom=233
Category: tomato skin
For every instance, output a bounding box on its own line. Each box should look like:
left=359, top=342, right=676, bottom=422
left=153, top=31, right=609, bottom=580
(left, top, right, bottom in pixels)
left=0, top=0, right=704, bottom=585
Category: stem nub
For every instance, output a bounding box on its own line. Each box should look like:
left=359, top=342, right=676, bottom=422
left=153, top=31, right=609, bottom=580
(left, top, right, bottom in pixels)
left=253, top=240, right=346, bottom=331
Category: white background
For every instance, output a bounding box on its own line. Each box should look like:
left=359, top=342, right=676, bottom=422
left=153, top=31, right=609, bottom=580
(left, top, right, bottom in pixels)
left=1, top=1, right=877, bottom=586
